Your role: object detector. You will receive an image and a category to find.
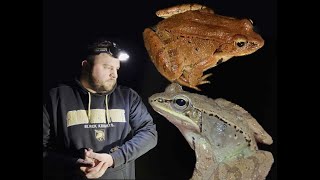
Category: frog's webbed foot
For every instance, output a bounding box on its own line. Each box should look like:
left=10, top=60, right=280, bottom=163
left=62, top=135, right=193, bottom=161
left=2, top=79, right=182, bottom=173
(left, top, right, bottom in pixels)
left=214, top=150, right=274, bottom=180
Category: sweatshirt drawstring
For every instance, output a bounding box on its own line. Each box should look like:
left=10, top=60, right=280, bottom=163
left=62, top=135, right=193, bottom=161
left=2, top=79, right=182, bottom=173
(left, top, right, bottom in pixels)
left=105, top=95, right=111, bottom=124
left=87, top=92, right=111, bottom=124
left=87, top=92, right=91, bottom=121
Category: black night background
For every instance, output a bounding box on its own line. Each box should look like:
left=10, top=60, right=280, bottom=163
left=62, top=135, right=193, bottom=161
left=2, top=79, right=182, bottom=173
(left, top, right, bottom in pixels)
left=43, top=0, right=277, bottom=179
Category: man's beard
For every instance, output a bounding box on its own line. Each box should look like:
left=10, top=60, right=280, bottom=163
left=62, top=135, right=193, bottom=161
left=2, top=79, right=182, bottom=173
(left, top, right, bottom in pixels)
left=88, top=74, right=116, bottom=93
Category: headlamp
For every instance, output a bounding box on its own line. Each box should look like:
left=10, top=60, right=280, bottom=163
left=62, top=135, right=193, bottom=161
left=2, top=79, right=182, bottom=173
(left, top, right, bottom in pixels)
left=88, top=40, right=129, bottom=61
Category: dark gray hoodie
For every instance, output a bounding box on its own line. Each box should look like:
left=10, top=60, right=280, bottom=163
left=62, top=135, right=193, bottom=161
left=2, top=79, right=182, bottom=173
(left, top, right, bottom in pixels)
left=43, top=79, right=158, bottom=179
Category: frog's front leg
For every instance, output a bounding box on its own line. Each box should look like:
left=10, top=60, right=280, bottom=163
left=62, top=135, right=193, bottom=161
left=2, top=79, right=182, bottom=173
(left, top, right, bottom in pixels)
left=143, top=28, right=183, bottom=82
left=177, top=63, right=213, bottom=91
left=182, top=43, right=236, bottom=89
left=190, top=137, right=216, bottom=180
left=175, top=68, right=200, bottom=91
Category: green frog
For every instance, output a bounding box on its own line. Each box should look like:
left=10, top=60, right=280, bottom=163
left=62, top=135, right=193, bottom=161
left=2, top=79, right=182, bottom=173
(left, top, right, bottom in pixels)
left=149, top=83, right=273, bottom=180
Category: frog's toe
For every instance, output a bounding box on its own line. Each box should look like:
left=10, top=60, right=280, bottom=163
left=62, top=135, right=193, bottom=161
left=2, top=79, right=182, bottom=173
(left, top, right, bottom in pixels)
left=201, top=73, right=213, bottom=81
left=199, top=80, right=210, bottom=85
left=198, top=73, right=213, bottom=85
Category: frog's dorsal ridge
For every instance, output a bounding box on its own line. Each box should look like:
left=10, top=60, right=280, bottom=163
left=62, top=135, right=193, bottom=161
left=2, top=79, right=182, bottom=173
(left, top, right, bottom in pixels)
left=156, top=3, right=214, bottom=19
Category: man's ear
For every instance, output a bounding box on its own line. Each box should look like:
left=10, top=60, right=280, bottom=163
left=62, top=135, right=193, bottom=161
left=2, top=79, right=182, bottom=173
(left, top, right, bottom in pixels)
left=81, top=60, right=90, bottom=73
left=82, top=60, right=88, bottom=67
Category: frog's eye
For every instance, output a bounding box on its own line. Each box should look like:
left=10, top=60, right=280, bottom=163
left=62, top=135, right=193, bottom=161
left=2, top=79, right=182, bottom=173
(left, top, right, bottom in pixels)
left=234, top=36, right=248, bottom=48
left=172, top=96, right=190, bottom=110
left=175, top=98, right=187, bottom=106
left=236, top=41, right=246, bottom=47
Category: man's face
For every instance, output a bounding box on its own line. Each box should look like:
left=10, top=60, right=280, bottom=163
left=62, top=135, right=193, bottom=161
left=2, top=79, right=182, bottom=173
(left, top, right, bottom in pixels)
left=88, top=53, right=120, bottom=93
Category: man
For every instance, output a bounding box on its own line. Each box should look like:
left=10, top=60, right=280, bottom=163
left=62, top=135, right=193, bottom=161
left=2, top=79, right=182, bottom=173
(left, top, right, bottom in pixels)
left=43, top=38, right=158, bottom=179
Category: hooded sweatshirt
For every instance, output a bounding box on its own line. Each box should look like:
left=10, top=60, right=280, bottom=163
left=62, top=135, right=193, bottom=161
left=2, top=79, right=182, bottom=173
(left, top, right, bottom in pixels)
left=43, top=79, right=158, bottom=179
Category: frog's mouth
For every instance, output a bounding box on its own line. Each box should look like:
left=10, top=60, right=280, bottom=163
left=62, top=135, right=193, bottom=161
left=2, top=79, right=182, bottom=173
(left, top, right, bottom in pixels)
left=149, top=97, right=201, bottom=133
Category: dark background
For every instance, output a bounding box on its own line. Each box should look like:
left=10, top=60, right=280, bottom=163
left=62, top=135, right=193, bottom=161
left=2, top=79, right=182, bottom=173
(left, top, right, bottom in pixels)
left=43, top=0, right=277, bottom=179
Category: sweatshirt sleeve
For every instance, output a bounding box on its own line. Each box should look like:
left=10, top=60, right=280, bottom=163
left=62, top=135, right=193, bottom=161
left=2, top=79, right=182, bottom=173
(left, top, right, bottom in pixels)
left=110, top=89, right=158, bottom=167
left=43, top=93, right=80, bottom=176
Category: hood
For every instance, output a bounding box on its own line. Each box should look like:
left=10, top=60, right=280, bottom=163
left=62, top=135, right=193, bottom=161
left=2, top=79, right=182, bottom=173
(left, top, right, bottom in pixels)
left=74, top=77, right=117, bottom=124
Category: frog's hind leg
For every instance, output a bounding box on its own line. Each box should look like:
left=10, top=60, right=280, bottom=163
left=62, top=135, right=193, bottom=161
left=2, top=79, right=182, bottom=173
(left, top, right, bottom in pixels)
left=143, top=28, right=183, bottom=82
left=212, top=150, right=274, bottom=180
left=253, top=151, right=274, bottom=180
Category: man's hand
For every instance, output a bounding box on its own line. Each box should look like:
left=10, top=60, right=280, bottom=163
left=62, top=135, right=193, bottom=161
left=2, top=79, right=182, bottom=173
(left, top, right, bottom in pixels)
left=76, top=158, right=95, bottom=167
left=85, top=148, right=114, bottom=167
left=83, top=161, right=110, bottom=179
left=78, top=150, right=95, bottom=176
left=79, top=148, right=114, bottom=179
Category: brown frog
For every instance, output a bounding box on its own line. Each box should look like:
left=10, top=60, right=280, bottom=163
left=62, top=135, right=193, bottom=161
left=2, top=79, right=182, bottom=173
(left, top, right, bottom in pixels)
left=143, top=4, right=264, bottom=90
left=149, top=83, right=274, bottom=180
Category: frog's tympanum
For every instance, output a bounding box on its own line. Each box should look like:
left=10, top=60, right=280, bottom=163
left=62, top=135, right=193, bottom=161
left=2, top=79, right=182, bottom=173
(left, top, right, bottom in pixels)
left=143, top=4, right=264, bottom=90
left=149, top=83, right=273, bottom=180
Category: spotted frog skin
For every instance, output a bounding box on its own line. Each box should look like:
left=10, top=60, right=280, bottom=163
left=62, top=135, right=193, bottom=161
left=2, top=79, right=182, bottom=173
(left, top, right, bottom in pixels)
left=143, top=4, right=264, bottom=90
left=149, top=83, right=273, bottom=180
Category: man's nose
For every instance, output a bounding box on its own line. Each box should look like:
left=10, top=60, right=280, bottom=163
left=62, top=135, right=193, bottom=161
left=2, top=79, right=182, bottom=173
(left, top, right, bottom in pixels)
left=110, top=69, right=117, bottom=78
